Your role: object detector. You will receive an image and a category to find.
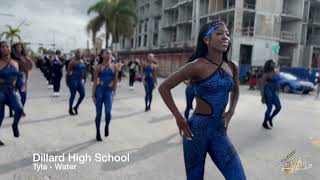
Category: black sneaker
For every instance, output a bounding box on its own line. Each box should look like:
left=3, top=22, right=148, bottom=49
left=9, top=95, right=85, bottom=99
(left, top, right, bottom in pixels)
left=73, top=107, right=78, bottom=115
left=105, top=127, right=109, bottom=137
left=0, top=140, right=4, bottom=146
left=268, top=119, right=273, bottom=127
left=12, top=124, right=20, bottom=137
left=262, top=122, right=271, bottom=130
left=96, top=131, right=102, bottom=141
left=69, top=109, right=75, bottom=115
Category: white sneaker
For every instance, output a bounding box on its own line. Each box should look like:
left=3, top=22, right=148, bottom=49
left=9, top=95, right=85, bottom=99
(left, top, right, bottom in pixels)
left=56, top=92, right=60, bottom=97
left=48, top=85, right=53, bottom=89
left=129, top=86, right=134, bottom=90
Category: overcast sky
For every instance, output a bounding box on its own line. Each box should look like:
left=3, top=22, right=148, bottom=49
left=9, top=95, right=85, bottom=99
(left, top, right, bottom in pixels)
left=0, top=0, right=101, bottom=52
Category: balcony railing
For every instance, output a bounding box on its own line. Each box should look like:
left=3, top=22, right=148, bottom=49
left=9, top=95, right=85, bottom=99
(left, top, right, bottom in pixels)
left=242, top=27, right=254, bottom=36
left=280, top=31, right=297, bottom=42
left=243, top=2, right=255, bottom=9
left=160, top=40, right=193, bottom=48
left=164, top=0, right=178, bottom=9
left=282, top=5, right=302, bottom=18
left=282, top=6, right=291, bottom=14
left=178, top=0, right=192, bottom=5
left=162, top=20, right=178, bottom=28
left=308, top=35, right=320, bottom=45
left=178, top=15, right=192, bottom=23
left=311, top=0, right=320, bottom=3
left=309, top=18, right=320, bottom=25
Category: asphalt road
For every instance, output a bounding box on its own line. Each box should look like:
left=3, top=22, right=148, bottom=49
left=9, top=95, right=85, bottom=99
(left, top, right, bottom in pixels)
left=0, top=68, right=319, bottom=180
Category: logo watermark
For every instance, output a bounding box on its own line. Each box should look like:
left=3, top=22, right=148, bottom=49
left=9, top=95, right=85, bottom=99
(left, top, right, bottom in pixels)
left=275, top=150, right=312, bottom=175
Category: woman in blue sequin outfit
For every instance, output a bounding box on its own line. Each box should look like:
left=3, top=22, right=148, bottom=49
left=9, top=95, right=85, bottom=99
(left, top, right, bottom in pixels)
left=92, top=49, right=118, bottom=141
left=66, top=49, right=86, bottom=115
left=142, top=53, right=157, bottom=111
left=260, top=59, right=281, bottom=129
left=0, top=41, right=24, bottom=146
left=159, top=22, right=246, bottom=180
left=9, top=43, right=33, bottom=117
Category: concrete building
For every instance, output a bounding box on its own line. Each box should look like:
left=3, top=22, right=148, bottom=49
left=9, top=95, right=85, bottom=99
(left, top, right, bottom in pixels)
left=118, top=0, right=320, bottom=76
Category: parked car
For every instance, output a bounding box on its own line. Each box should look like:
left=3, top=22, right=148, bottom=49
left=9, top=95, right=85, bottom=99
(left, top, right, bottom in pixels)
left=279, top=72, right=315, bottom=94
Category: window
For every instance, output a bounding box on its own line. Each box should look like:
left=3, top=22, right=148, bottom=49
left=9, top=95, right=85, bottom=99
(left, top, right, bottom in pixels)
left=244, top=0, right=256, bottom=9
left=154, top=18, right=160, bottom=32
left=122, top=39, right=125, bottom=49
left=280, top=72, right=297, bottom=80
left=138, top=36, right=141, bottom=47
left=144, top=35, right=147, bottom=46
left=153, top=34, right=158, bottom=46
left=139, top=22, right=143, bottom=33
left=144, top=19, right=148, bottom=32
left=200, top=18, right=207, bottom=28
left=239, top=45, right=253, bottom=65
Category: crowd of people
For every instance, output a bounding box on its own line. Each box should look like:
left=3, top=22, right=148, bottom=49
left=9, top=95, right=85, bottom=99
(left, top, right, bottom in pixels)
left=0, top=43, right=159, bottom=144
left=1, top=20, right=320, bottom=180
left=0, top=41, right=33, bottom=146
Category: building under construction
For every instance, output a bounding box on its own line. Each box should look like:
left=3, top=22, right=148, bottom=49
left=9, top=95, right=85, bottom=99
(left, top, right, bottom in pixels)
left=117, top=0, right=320, bottom=76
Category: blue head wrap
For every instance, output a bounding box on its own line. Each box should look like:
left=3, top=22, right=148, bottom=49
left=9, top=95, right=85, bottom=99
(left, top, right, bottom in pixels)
left=204, top=21, right=223, bottom=38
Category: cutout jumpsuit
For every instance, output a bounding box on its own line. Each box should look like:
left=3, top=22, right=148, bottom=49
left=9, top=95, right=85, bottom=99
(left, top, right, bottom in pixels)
left=183, top=59, right=246, bottom=180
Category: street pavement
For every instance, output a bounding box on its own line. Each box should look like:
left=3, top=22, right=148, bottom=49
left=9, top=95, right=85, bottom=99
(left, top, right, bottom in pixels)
left=0, top=68, right=319, bottom=180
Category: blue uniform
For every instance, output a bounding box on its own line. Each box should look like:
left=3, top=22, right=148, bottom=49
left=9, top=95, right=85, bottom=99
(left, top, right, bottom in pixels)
left=95, top=66, right=115, bottom=133
left=184, top=84, right=195, bottom=119
left=183, top=60, right=246, bottom=180
left=264, top=74, right=281, bottom=124
left=0, top=62, right=23, bottom=137
left=16, top=72, right=26, bottom=106
left=143, top=64, right=155, bottom=110
left=68, top=62, right=85, bottom=113
left=8, top=69, right=26, bottom=117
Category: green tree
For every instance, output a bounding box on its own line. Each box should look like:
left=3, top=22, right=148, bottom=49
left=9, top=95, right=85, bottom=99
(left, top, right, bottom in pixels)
left=86, top=0, right=136, bottom=48
left=0, top=25, right=22, bottom=45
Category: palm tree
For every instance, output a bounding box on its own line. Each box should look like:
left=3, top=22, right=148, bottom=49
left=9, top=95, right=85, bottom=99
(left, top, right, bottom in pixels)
left=0, top=25, right=22, bottom=45
left=86, top=0, right=136, bottom=48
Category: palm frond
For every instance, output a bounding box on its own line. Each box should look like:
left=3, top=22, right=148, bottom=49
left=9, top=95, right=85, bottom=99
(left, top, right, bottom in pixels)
left=87, top=0, right=108, bottom=15
left=86, top=0, right=137, bottom=45
left=0, top=32, right=6, bottom=40
left=6, top=33, right=10, bottom=40
left=14, top=34, right=21, bottom=42
left=86, top=15, right=105, bottom=43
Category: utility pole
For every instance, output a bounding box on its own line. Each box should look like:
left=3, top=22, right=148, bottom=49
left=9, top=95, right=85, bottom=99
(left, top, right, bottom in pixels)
left=52, top=30, right=56, bottom=50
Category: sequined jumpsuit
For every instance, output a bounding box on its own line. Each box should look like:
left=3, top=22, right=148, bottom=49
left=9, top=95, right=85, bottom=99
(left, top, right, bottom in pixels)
left=263, top=74, right=281, bottom=123
left=183, top=59, right=246, bottom=180
left=95, top=66, right=115, bottom=132
left=143, top=64, right=155, bottom=109
left=0, top=62, right=23, bottom=137
left=68, top=63, right=85, bottom=112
